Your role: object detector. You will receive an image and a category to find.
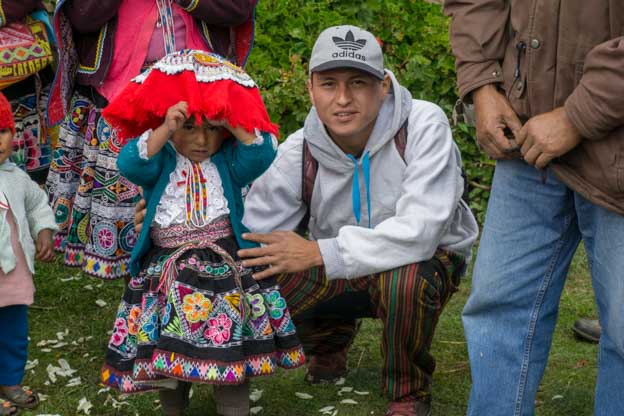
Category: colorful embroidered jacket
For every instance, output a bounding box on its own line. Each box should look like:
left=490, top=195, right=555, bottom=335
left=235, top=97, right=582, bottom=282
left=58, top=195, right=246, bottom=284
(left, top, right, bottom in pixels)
left=47, top=0, right=257, bottom=126
left=117, top=132, right=276, bottom=276
left=0, top=0, right=42, bottom=27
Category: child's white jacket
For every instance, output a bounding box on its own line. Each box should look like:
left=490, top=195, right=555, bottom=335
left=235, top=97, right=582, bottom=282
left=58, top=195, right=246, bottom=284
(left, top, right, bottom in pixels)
left=0, top=162, right=57, bottom=274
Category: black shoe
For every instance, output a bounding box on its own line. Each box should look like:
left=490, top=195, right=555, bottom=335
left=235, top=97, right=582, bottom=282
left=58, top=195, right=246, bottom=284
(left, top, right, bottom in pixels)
left=572, top=318, right=601, bottom=343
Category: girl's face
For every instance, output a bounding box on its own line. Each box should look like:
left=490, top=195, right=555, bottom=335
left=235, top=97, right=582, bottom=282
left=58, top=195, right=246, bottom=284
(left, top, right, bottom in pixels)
left=0, top=128, right=13, bottom=165
left=171, top=119, right=226, bottom=162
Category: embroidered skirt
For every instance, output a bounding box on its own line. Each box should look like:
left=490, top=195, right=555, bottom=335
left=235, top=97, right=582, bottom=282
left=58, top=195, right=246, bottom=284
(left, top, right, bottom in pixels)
left=100, top=219, right=305, bottom=393
left=4, top=73, right=57, bottom=184
left=45, top=87, right=140, bottom=279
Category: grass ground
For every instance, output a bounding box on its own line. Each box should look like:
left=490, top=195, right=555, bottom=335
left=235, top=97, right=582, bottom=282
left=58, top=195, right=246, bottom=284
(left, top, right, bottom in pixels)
left=19, top=248, right=597, bottom=415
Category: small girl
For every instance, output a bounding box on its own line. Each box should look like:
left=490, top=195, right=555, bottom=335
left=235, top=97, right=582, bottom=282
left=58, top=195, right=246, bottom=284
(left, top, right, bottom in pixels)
left=100, top=51, right=305, bottom=416
left=0, top=92, right=57, bottom=416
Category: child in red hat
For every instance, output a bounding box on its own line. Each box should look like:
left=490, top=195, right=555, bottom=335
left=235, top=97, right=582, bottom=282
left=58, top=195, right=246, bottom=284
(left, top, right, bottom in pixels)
left=0, top=92, right=56, bottom=415
left=99, top=51, right=304, bottom=416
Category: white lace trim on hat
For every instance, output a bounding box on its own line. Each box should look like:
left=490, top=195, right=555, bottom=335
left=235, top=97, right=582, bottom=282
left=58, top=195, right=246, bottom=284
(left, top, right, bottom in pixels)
left=132, top=50, right=256, bottom=87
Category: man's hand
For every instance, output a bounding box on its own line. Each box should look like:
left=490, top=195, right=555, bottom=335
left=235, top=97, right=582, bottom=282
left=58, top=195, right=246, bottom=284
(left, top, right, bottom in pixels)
left=35, top=229, right=55, bottom=262
left=238, top=231, right=323, bottom=280
left=516, top=107, right=582, bottom=169
left=472, top=84, right=523, bottom=159
left=134, top=198, right=147, bottom=234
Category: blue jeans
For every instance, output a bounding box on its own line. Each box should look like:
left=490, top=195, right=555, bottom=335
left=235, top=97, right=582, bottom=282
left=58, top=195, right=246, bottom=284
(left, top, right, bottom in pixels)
left=0, top=305, right=28, bottom=385
left=463, top=160, right=624, bottom=416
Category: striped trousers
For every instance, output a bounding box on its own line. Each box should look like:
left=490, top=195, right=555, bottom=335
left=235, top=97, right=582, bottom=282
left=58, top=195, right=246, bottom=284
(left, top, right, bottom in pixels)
left=277, top=250, right=465, bottom=402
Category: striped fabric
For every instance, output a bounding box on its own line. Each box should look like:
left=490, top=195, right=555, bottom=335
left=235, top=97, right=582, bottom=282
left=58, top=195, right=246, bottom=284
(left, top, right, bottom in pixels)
left=277, top=250, right=465, bottom=401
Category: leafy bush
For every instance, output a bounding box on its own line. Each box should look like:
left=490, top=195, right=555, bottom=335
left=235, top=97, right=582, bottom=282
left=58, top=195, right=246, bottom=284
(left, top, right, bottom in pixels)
left=248, top=0, right=493, bottom=223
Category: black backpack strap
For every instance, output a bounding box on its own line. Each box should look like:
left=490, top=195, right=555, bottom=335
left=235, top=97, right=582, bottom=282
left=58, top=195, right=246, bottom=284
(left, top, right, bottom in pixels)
left=394, top=119, right=409, bottom=162
left=296, top=138, right=318, bottom=234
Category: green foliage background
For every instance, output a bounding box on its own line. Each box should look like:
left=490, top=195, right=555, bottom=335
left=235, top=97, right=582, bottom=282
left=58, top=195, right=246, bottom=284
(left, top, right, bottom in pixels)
left=247, top=0, right=493, bottom=223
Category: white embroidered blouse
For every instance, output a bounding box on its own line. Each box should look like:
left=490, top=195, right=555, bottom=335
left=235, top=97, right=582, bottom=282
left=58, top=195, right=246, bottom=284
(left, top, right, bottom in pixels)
left=137, top=131, right=230, bottom=227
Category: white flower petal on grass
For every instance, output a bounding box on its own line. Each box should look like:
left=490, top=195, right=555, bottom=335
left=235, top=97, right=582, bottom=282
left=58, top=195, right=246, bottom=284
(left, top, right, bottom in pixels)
left=38, top=393, right=49, bottom=402
left=46, top=364, right=58, bottom=383
left=56, top=331, right=65, bottom=340
left=337, top=387, right=353, bottom=396
left=354, top=390, right=370, bottom=395
left=40, top=348, right=52, bottom=352
left=97, top=387, right=110, bottom=395
left=334, top=377, right=346, bottom=386
left=83, top=284, right=94, bottom=291
left=249, top=389, right=263, bottom=402
left=250, top=406, right=263, bottom=415
left=95, top=299, right=107, bottom=307
left=104, top=394, right=129, bottom=410
left=77, top=397, right=93, bottom=415
left=319, top=405, right=335, bottom=413
left=295, top=392, right=314, bottom=400
left=51, top=342, right=68, bottom=349
left=340, top=399, right=358, bottom=405
left=25, top=359, right=39, bottom=370
left=66, top=377, right=82, bottom=387
left=552, top=395, right=564, bottom=400
left=57, top=359, right=77, bottom=376
left=189, top=388, right=193, bottom=399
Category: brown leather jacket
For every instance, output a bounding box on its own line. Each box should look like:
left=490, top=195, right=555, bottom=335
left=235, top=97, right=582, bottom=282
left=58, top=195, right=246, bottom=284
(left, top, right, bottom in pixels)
left=445, top=0, right=624, bottom=215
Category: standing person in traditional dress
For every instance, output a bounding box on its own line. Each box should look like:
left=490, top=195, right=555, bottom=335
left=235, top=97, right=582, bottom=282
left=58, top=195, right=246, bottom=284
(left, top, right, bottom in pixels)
left=99, top=51, right=304, bottom=416
left=0, top=92, right=57, bottom=416
left=0, top=0, right=57, bottom=184
left=45, top=0, right=256, bottom=280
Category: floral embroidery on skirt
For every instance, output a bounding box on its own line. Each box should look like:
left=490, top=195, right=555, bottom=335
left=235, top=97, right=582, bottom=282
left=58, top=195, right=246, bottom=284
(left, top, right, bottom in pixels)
left=101, top=228, right=304, bottom=393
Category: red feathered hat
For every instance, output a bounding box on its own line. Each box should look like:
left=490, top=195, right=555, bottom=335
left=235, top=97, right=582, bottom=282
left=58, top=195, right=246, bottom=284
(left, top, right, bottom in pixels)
left=103, top=50, right=278, bottom=145
left=0, top=92, right=15, bottom=134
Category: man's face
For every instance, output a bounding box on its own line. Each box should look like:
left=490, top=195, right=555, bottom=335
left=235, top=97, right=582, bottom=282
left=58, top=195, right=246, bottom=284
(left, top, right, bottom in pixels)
left=308, top=68, right=390, bottom=146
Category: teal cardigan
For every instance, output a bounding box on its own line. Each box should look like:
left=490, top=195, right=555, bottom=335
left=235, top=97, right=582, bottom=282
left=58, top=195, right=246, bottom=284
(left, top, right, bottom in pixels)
left=117, top=133, right=276, bottom=276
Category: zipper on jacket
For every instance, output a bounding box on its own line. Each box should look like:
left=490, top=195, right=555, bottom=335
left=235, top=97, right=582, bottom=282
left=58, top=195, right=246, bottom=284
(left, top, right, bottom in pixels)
left=514, top=41, right=527, bottom=80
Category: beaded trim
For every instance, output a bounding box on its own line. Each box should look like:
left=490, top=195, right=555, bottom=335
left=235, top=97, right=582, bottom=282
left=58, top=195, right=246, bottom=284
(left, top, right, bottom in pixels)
left=183, top=0, right=200, bottom=12
left=132, top=50, right=255, bottom=87
left=77, top=24, right=107, bottom=74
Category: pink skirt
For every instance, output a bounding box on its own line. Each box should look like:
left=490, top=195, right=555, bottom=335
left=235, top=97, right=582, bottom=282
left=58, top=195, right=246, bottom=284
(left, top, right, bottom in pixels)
left=0, top=208, right=34, bottom=307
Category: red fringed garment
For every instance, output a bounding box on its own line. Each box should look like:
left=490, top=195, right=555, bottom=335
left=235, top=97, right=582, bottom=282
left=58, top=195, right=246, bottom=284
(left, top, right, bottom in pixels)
left=103, top=50, right=278, bottom=144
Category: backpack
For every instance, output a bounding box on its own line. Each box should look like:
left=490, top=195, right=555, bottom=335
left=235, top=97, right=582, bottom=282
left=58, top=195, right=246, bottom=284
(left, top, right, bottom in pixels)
left=297, top=119, right=470, bottom=233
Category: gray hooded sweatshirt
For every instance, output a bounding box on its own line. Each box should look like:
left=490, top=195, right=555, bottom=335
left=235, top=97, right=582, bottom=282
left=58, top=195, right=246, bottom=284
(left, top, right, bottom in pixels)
left=243, top=70, right=478, bottom=279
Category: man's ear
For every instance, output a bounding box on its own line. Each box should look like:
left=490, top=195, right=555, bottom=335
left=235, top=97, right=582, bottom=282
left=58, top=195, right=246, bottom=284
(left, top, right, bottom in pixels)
left=381, top=73, right=391, bottom=97
left=307, top=77, right=316, bottom=107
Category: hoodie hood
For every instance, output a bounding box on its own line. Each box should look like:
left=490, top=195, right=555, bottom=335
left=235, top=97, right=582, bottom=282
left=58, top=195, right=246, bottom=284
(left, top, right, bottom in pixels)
left=303, top=69, right=412, bottom=173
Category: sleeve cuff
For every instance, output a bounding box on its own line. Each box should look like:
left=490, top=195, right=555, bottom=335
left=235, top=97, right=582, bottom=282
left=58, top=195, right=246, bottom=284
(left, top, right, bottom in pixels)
left=317, top=238, right=347, bottom=280
left=457, top=61, right=504, bottom=102
left=137, top=130, right=151, bottom=160
left=240, top=130, right=278, bottom=150
left=564, top=87, right=606, bottom=140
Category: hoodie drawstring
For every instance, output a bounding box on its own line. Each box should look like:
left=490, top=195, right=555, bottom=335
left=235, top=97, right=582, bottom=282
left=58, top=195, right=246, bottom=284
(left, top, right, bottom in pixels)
left=346, top=152, right=371, bottom=228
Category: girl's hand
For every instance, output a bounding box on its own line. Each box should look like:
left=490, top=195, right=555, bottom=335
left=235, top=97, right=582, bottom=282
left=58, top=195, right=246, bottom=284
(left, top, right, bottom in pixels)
left=165, top=101, right=189, bottom=134
left=212, top=119, right=256, bottom=145
left=35, top=229, right=55, bottom=262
